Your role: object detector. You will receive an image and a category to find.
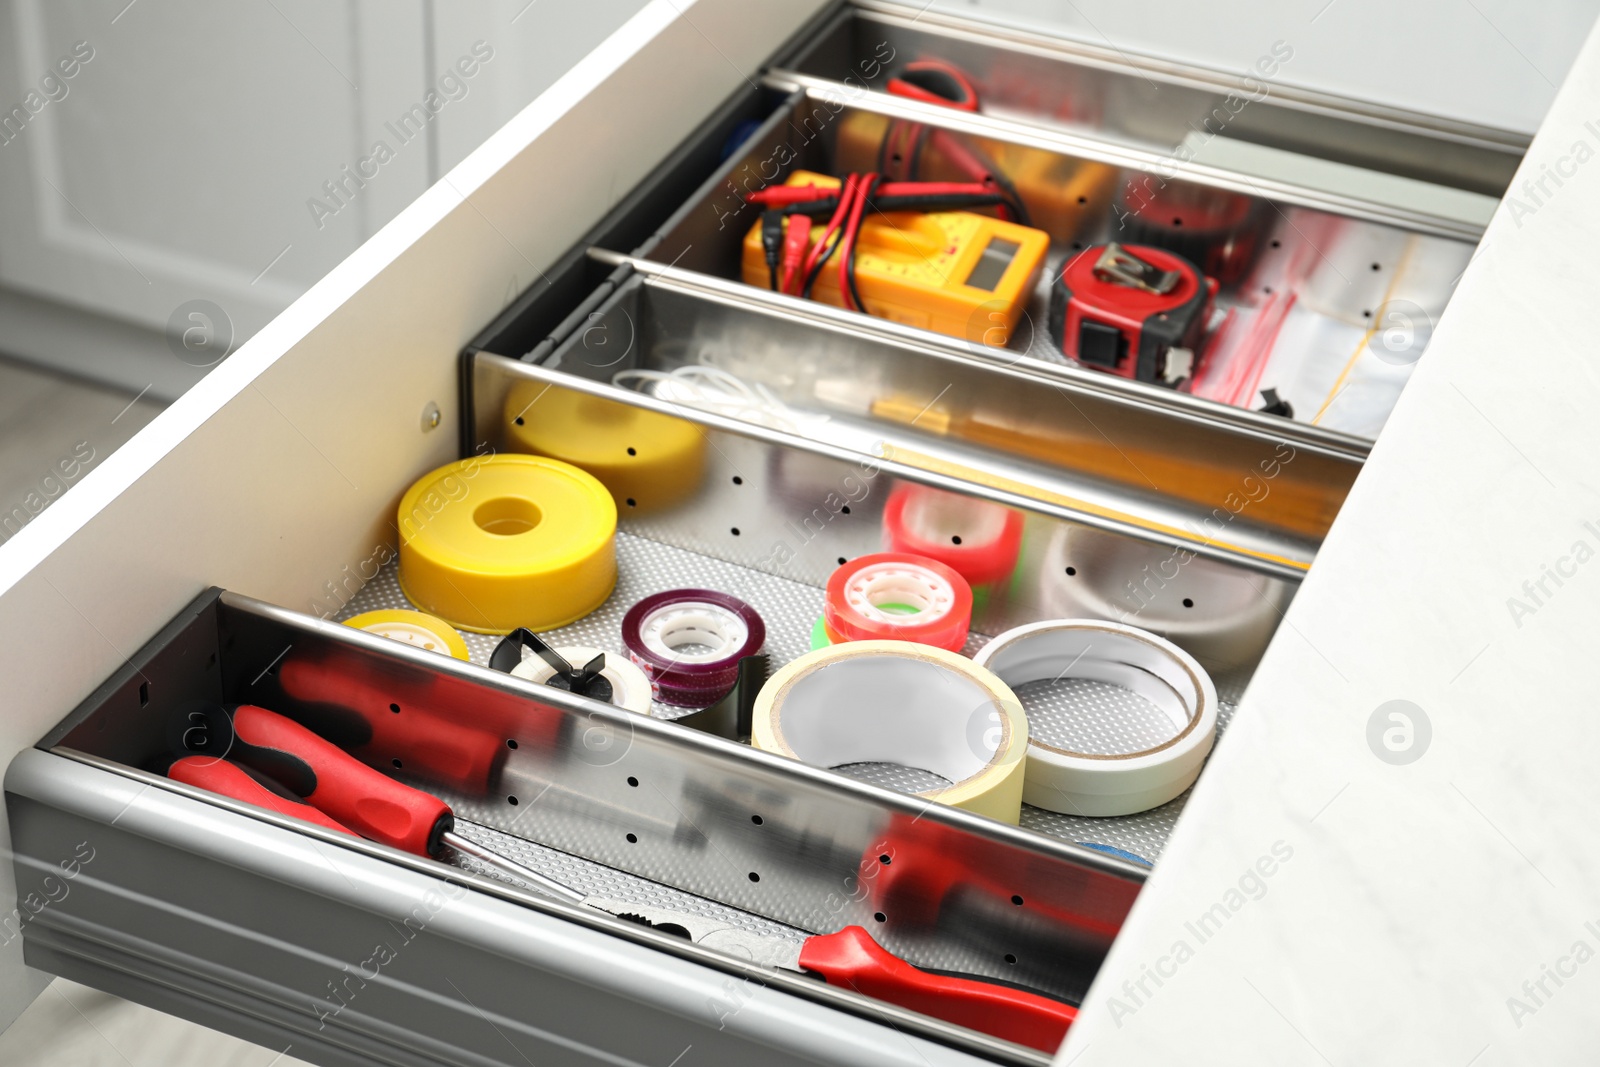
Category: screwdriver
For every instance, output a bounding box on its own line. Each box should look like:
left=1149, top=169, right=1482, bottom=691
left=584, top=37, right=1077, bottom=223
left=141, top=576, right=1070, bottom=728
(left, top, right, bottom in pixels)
left=171, top=703, right=584, bottom=905
left=170, top=705, right=1077, bottom=1050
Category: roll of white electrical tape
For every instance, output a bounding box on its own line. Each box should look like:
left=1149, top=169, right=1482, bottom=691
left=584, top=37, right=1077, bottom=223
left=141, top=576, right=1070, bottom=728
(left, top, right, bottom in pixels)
left=752, top=641, right=1027, bottom=824
left=973, top=620, right=1217, bottom=816
left=511, top=645, right=654, bottom=715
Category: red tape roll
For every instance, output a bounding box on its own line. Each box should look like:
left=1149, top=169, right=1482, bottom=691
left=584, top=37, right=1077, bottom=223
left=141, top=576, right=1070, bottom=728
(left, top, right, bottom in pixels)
left=823, top=552, right=973, bottom=652
left=883, top=484, right=1023, bottom=586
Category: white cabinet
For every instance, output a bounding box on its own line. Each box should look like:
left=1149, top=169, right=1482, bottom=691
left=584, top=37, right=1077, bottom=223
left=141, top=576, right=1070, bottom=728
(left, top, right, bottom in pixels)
left=0, top=0, right=647, bottom=394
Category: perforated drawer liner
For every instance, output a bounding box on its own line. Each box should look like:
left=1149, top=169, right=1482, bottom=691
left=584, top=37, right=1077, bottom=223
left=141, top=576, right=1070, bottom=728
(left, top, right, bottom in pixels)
left=337, top=533, right=1236, bottom=865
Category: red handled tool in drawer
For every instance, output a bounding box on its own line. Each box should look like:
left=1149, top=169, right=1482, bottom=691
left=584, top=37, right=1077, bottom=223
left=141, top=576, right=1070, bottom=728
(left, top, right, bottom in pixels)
left=170, top=705, right=1075, bottom=1050
left=168, top=755, right=356, bottom=837
left=168, top=703, right=584, bottom=904
left=602, top=900, right=1077, bottom=1052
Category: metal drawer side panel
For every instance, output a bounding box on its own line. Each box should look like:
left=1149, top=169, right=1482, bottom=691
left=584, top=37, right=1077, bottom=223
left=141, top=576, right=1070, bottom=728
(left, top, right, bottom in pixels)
left=6, top=750, right=1009, bottom=1067
left=786, top=0, right=1525, bottom=195
left=0, top=0, right=836, bottom=1033
left=542, top=265, right=1358, bottom=557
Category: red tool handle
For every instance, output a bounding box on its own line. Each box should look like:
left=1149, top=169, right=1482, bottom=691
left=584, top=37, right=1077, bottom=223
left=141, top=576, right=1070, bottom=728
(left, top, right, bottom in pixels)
left=168, top=756, right=356, bottom=837
left=229, top=704, right=452, bottom=857
left=798, top=926, right=1076, bottom=1052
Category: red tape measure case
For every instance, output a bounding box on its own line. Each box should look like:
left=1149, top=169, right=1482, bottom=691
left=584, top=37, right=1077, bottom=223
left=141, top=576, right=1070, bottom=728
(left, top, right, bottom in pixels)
left=1048, top=243, right=1216, bottom=386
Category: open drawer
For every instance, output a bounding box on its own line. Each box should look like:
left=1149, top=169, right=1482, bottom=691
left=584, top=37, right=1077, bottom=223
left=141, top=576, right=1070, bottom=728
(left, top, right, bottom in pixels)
left=5, top=358, right=1279, bottom=1063
left=0, top=1, right=1523, bottom=1065
left=11, top=586, right=1139, bottom=1065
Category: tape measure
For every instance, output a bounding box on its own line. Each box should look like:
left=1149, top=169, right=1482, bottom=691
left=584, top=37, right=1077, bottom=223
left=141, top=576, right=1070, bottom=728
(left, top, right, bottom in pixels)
left=741, top=170, right=1048, bottom=345
left=1048, top=242, right=1217, bottom=386
left=1113, top=181, right=1261, bottom=285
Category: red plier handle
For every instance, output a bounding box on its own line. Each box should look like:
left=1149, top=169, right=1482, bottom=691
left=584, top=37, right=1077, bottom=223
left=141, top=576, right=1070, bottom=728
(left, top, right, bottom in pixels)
left=172, top=704, right=590, bottom=905
left=801, top=926, right=1077, bottom=1052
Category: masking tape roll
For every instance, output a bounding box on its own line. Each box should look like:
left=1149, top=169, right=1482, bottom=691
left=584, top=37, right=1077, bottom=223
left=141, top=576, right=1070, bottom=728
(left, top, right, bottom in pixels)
left=753, top=641, right=1026, bottom=824
left=973, top=620, right=1217, bottom=816
left=398, top=454, right=616, bottom=634
left=510, top=645, right=653, bottom=715
left=505, top=381, right=705, bottom=515
left=343, top=609, right=470, bottom=661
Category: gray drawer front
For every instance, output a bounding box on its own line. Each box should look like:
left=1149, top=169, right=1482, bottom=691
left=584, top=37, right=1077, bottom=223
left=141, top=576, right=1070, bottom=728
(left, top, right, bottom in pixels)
left=7, top=750, right=1002, bottom=1067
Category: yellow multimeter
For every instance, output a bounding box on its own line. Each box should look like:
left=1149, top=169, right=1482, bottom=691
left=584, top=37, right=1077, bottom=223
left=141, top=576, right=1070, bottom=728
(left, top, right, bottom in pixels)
left=740, top=170, right=1049, bottom=347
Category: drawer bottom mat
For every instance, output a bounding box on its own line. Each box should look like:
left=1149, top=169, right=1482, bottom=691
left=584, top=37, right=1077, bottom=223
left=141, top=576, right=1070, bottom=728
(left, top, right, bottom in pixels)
left=447, top=817, right=1040, bottom=980
left=334, top=533, right=1234, bottom=864
left=449, top=817, right=809, bottom=945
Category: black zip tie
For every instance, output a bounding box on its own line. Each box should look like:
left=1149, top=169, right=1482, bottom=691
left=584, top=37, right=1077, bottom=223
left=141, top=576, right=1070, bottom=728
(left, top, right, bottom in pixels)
left=490, top=628, right=613, bottom=703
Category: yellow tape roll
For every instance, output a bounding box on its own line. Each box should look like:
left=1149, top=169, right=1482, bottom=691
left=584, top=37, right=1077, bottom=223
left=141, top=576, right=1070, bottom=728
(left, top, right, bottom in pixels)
left=398, top=454, right=616, bottom=634
left=752, top=641, right=1027, bottom=824
left=505, top=381, right=704, bottom=514
left=344, top=609, right=470, bottom=660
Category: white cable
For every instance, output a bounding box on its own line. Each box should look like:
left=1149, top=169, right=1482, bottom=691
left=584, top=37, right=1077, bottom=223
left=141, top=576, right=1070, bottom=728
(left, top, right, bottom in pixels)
left=612, top=362, right=829, bottom=434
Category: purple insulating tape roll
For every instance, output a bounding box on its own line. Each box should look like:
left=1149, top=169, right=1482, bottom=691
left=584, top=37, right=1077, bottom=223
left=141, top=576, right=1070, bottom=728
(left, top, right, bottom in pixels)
left=622, top=589, right=765, bottom=702
left=652, top=677, right=737, bottom=708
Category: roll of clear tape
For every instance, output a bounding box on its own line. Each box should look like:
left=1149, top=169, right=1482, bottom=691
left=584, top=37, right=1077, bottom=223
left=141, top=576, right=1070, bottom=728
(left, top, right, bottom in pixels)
left=752, top=641, right=1027, bottom=824
left=973, top=619, right=1218, bottom=816
left=343, top=609, right=470, bottom=661
left=510, top=644, right=654, bottom=715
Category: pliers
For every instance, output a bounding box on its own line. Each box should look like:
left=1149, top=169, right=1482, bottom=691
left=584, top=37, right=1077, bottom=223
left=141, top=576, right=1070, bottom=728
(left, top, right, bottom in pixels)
left=168, top=704, right=1076, bottom=1052
left=589, top=899, right=1077, bottom=1052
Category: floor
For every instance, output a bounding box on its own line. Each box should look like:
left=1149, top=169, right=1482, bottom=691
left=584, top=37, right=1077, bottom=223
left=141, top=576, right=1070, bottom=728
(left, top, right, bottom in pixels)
left=0, top=980, right=313, bottom=1067
left=0, top=356, right=313, bottom=1065
left=0, top=358, right=161, bottom=546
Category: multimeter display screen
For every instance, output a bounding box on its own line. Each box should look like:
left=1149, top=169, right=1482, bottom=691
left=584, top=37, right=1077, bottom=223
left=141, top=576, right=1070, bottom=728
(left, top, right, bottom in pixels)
left=964, top=237, right=1020, bottom=291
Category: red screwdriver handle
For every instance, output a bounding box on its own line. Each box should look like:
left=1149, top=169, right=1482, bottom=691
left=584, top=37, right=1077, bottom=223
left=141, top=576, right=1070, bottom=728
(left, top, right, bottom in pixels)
left=168, top=756, right=358, bottom=837
left=229, top=704, right=452, bottom=857
left=798, top=926, right=1076, bottom=1053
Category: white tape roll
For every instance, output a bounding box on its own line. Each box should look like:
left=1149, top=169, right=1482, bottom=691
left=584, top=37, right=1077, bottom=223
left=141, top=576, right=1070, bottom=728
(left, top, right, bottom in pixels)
left=1040, top=524, right=1285, bottom=670
left=752, top=641, right=1027, bottom=824
left=511, top=645, right=653, bottom=715
left=973, top=620, right=1217, bottom=816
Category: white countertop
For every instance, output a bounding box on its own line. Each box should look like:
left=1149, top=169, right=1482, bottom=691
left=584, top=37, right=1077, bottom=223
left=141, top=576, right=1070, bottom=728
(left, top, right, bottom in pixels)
left=1061, top=14, right=1600, bottom=1067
